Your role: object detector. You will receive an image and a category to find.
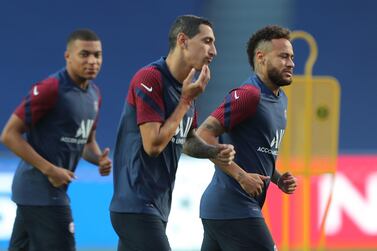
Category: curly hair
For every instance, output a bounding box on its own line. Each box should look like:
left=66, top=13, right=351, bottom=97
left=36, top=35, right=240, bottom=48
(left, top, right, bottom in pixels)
left=246, top=25, right=291, bottom=70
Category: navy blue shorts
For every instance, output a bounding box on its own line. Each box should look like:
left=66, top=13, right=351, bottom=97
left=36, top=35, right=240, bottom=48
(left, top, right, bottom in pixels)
left=9, top=205, right=75, bottom=251
left=110, top=212, right=171, bottom=251
left=201, top=218, right=276, bottom=251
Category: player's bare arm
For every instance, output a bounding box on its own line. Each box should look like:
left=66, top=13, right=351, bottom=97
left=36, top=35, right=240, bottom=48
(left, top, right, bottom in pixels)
left=271, top=169, right=281, bottom=184
left=140, top=66, right=210, bottom=157
left=183, top=128, right=234, bottom=165
left=1, top=114, right=75, bottom=187
left=139, top=119, right=188, bottom=157
left=273, top=170, right=297, bottom=194
left=197, top=116, right=269, bottom=197
left=82, top=130, right=112, bottom=176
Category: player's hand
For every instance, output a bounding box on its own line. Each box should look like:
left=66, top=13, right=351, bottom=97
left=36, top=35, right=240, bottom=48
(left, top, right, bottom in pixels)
left=214, top=144, right=235, bottom=166
left=277, top=172, right=297, bottom=194
left=181, top=65, right=210, bottom=104
left=238, top=172, right=270, bottom=197
left=98, top=147, right=112, bottom=176
left=46, top=166, right=76, bottom=188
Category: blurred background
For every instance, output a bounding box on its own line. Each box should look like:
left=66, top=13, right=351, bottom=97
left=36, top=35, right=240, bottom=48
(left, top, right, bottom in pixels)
left=1, top=0, right=376, bottom=250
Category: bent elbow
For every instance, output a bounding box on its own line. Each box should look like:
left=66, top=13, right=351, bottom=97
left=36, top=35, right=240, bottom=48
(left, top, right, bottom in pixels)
left=0, top=133, right=14, bottom=150
left=0, top=130, right=9, bottom=146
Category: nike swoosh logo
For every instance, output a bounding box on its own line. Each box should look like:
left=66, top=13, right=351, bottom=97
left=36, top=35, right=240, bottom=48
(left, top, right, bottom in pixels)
left=234, top=91, right=239, bottom=100
left=33, top=86, right=39, bottom=96
left=141, top=83, right=153, bottom=92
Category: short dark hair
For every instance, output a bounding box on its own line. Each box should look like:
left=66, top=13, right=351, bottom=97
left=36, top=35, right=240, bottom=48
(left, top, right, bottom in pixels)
left=246, top=25, right=291, bottom=69
left=168, top=15, right=213, bottom=50
left=67, top=29, right=100, bottom=48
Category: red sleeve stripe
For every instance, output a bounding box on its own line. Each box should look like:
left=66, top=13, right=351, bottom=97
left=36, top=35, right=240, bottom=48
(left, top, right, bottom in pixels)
left=16, top=77, right=59, bottom=126
left=135, top=87, right=164, bottom=118
left=211, top=85, right=260, bottom=131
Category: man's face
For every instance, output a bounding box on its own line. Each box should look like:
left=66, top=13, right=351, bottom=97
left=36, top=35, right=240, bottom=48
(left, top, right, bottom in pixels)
left=65, top=39, right=102, bottom=81
left=184, top=24, right=217, bottom=70
left=265, top=38, right=294, bottom=86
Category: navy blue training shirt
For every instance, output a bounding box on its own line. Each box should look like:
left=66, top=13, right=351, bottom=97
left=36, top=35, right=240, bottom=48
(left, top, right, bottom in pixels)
left=11, top=69, right=101, bottom=206
left=110, top=57, right=197, bottom=222
left=200, top=74, right=287, bottom=219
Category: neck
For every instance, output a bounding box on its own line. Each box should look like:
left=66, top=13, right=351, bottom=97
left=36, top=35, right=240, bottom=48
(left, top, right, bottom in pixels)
left=165, top=51, right=192, bottom=84
left=255, top=71, right=280, bottom=96
left=66, top=67, right=89, bottom=89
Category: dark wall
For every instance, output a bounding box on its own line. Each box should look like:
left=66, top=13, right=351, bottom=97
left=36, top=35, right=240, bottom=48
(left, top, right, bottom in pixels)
left=0, top=0, right=203, bottom=152
left=292, top=0, right=377, bottom=153
left=1, top=0, right=376, bottom=154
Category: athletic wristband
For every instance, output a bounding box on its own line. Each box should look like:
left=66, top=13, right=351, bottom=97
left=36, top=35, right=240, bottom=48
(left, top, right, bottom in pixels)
left=180, top=96, right=192, bottom=106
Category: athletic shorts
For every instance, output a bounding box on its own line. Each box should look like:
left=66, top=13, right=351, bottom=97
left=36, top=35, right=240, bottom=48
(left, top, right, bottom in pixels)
left=201, top=218, right=277, bottom=251
left=9, top=205, right=75, bottom=251
left=110, top=212, right=171, bottom=251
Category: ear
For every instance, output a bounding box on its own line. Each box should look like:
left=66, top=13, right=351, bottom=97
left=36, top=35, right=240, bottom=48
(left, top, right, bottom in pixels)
left=255, top=50, right=265, bottom=65
left=177, top=33, right=188, bottom=49
left=64, top=51, right=70, bottom=61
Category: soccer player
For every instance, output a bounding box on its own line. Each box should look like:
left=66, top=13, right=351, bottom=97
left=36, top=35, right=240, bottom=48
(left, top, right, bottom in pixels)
left=197, top=25, right=298, bottom=251
left=110, top=15, right=235, bottom=251
left=1, top=29, right=112, bottom=251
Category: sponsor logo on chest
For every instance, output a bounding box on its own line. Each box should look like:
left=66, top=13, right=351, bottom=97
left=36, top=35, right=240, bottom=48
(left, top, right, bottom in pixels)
left=171, top=117, right=193, bottom=145
left=257, top=129, right=285, bottom=156
left=60, top=119, right=94, bottom=144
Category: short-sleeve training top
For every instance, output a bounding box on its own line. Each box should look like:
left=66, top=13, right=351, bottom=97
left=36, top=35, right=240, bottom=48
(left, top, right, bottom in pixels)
left=110, top=57, right=197, bottom=222
left=200, top=74, right=287, bottom=219
left=11, top=69, right=101, bottom=206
